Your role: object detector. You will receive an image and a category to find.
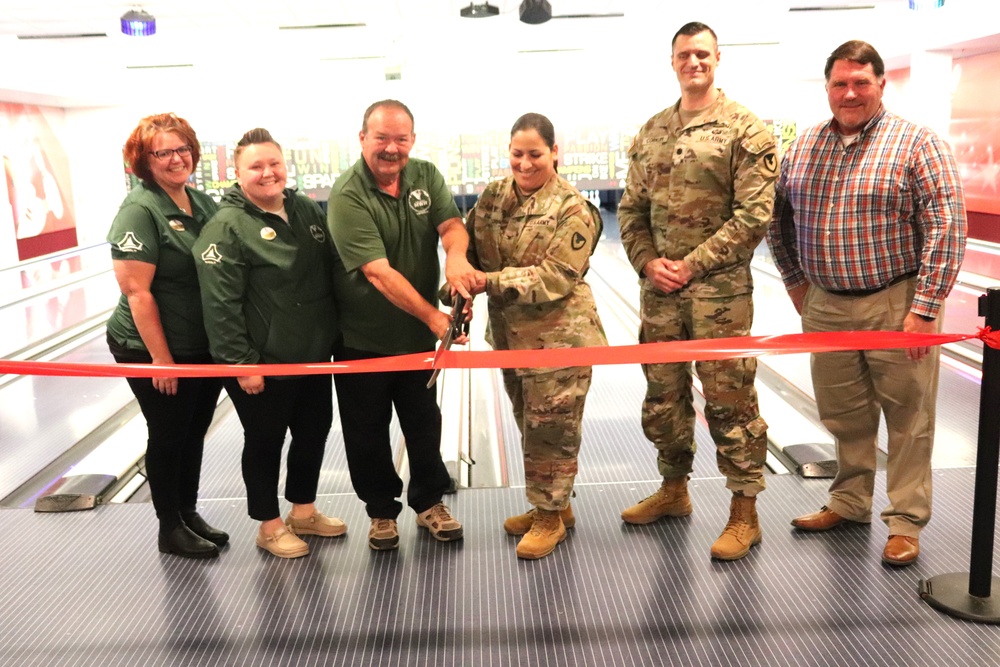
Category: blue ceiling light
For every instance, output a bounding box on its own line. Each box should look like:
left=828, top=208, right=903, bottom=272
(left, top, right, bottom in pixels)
left=121, top=9, right=156, bottom=36
left=908, top=0, right=945, bottom=9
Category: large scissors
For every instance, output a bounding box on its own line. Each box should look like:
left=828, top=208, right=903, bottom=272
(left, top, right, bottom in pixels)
left=427, top=293, right=469, bottom=388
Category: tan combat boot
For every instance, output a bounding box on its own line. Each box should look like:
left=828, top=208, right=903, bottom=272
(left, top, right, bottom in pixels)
left=710, top=494, right=762, bottom=560
left=515, top=509, right=566, bottom=560
left=621, top=477, right=693, bottom=524
left=504, top=504, right=575, bottom=536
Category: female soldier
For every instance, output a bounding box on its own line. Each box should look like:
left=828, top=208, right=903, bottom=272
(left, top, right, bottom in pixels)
left=193, top=128, right=345, bottom=559
left=107, top=113, right=225, bottom=559
left=465, top=112, right=607, bottom=559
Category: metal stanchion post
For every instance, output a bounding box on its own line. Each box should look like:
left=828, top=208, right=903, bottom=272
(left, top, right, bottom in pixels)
left=918, top=287, right=1000, bottom=623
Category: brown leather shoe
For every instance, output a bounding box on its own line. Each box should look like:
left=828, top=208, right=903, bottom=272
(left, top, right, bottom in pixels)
left=791, top=506, right=848, bottom=532
left=882, top=535, right=919, bottom=566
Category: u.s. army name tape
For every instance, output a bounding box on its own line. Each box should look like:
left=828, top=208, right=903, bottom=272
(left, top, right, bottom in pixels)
left=1, top=329, right=994, bottom=379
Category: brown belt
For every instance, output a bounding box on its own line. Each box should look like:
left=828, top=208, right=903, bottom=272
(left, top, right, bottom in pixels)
left=824, top=271, right=917, bottom=297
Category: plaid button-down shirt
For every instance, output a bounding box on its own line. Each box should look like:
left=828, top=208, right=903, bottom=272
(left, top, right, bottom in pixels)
left=768, top=106, right=966, bottom=317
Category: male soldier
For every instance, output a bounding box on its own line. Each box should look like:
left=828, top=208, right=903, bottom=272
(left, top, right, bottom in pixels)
left=768, top=40, right=966, bottom=566
left=326, top=99, right=478, bottom=551
left=617, top=22, right=778, bottom=560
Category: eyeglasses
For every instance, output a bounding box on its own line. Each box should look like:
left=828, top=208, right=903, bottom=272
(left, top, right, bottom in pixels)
left=149, top=145, right=193, bottom=161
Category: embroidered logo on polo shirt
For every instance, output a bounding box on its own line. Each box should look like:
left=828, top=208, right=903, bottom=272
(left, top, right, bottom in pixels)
left=200, top=244, right=223, bottom=264
left=310, top=224, right=326, bottom=243
left=116, top=232, right=143, bottom=252
left=168, top=219, right=185, bottom=232
left=408, top=188, right=431, bottom=214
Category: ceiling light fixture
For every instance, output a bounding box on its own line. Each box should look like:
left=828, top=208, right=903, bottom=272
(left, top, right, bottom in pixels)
left=121, top=8, right=156, bottom=37
left=909, top=0, right=944, bottom=8
left=519, top=0, right=552, bottom=24
left=460, top=3, right=499, bottom=18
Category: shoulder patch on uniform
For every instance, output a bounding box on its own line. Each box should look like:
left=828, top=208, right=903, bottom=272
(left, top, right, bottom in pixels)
left=626, top=134, right=639, bottom=157
left=761, top=150, right=779, bottom=178
left=116, top=232, right=143, bottom=253
left=741, top=128, right=777, bottom=156
left=571, top=232, right=587, bottom=251
left=200, top=244, right=223, bottom=265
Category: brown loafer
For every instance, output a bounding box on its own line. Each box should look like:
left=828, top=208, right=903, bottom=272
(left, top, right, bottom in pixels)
left=882, top=535, right=919, bottom=566
left=286, top=510, right=347, bottom=537
left=256, top=526, right=309, bottom=559
left=791, top=506, right=848, bottom=532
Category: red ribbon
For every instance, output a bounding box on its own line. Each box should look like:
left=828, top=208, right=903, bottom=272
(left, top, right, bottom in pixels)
left=0, top=330, right=987, bottom=379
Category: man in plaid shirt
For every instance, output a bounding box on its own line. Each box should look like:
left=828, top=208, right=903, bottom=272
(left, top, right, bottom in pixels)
left=767, top=39, right=967, bottom=567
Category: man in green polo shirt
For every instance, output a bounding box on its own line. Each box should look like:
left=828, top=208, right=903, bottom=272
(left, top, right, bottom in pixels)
left=327, top=99, right=478, bottom=551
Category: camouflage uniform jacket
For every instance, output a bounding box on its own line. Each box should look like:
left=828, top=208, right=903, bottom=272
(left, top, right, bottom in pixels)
left=466, top=174, right=607, bottom=373
left=618, top=90, right=778, bottom=298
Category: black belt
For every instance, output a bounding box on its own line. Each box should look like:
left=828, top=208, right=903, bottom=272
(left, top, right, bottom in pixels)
left=824, top=271, right=917, bottom=297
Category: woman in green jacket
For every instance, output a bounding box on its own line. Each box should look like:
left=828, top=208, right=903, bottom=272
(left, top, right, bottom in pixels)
left=194, top=128, right=344, bottom=559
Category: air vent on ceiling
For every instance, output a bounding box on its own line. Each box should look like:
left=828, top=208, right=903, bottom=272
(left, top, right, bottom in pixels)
left=17, top=33, right=107, bottom=40
left=320, top=56, right=385, bottom=61
left=278, top=23, right=366, bottom=30
left=788, top=4, right=875, bottom=11
left=126, top=64, right=194, bottom=70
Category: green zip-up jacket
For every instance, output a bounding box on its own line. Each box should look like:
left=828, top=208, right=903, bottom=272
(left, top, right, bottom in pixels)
left=193, top=185, right=336, bottom=366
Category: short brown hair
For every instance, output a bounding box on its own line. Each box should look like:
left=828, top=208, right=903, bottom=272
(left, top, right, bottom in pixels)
left=123, top=112, right=201, bottom=183
left=233, top=127, right=281, bottom=167
left=825, top=40, right=885, bottom=80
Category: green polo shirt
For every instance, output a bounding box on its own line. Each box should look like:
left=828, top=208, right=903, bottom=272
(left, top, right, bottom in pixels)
left=105, top=181, right=218, bottom=356
left=327, top=157, right=460, bottom=355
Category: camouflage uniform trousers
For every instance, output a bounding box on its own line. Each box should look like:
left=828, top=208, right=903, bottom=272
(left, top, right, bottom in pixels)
left=639, top=289, right=767, bottom=496
left=502, top=366, right=593, bottom=511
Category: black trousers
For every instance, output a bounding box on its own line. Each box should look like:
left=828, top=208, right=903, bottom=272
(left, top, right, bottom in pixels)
left=224, top=374, right=332, bottom=521
left=333, top=344, right=451, bottom=519
left=109, top=337, right=223, bottom=528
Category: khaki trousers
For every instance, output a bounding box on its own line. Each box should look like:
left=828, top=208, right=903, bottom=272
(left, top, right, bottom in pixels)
left=802, top=278, right=940, bottom=537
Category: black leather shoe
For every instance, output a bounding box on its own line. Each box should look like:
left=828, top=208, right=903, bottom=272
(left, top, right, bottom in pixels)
left=182, top=512, right=229, bottom=546
left=159, top=524, right=219, bottom=559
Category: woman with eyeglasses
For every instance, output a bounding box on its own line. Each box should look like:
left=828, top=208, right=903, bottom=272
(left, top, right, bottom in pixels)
left=106, top=112, right=226, bottom=559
